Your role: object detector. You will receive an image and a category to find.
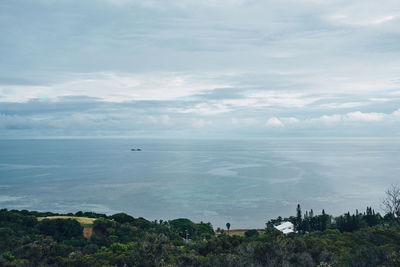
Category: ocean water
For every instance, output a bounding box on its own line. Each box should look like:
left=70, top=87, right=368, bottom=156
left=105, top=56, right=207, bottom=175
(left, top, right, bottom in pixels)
left=0, top=138, right=399, bottom=229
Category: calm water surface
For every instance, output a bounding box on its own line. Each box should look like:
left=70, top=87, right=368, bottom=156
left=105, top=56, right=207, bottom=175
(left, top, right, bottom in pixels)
left=0, top=138, right=399, bottom=228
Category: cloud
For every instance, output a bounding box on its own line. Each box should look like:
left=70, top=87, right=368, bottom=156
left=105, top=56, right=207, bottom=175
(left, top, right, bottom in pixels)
left=329, top=14, right=399, bottom=26
left=392, top=109, right=400, bottom=117
left=326, top=0, right=400, bottom=27
left=2, top=103, right=400, bottom=138
left=172, top=102, right=232, bottom=115
left=0, top=114, right=35, bottom=130
left=316, top=114, right=342, bottom=124
left=316, top=111, right=387, bottom=124
left=1, top=0, right=400, bottom=138
left=372, top=15, right=399, bottom=25
left=306, top=109, right=400, bottom=127
left=248, top=91, right=320, bottom=108
left=266, top=117, right=284, bottom=127
left=0, top=73, right=231, bottom=103
left=263, top=109, right=400, bottom=129
left=346, top=111, right=385, bottom=121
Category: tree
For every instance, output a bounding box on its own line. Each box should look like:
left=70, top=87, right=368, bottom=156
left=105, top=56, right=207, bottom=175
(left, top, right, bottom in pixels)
left=37, top=219, right=83, bottom=241
left=296, top=204, right=302, bottom=231
left=245, top=229, right=259, bottom=238
left=110, top=213, right=134, bottom=224
left=169, top=218, right=196, bottom=238
left=196, top=222, right=215, bottom=238
left=320, top=209, right=329, bottom=231
left=226, top=223, right=231, bottom=235
left=382, top=184, right=400, bottom=221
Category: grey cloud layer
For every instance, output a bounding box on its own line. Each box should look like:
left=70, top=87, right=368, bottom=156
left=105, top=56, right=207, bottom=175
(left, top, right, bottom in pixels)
left=0, top=0, right=399, bottom=137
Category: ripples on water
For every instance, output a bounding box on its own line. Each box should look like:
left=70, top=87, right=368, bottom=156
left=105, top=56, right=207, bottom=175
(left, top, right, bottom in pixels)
left=0, top=138, right=399, bottom=228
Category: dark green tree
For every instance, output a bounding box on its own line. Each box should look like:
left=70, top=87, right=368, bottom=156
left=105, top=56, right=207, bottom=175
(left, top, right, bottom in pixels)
left=226, top=222, right=231, bottom=235
left=245, top=229, right=259, bottom=238
left=110, top=213, right=135, bottom=224
left=296, top=204, right=302, bottom=231
left=37, top=219, right=83, bottom=241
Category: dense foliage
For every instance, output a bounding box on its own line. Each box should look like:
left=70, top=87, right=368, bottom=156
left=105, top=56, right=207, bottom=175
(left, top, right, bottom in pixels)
left=1, top=206, right=400, bottom=266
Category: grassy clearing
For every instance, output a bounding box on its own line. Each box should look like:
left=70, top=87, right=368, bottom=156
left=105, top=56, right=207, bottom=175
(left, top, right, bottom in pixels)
left=37, top=216, right=97, bottom=227
left=215, top=229, right=264, bottom=237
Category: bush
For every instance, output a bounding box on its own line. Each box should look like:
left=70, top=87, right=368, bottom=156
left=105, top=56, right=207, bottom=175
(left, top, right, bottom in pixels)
left=245, top=229, right=259, bottom=238
left=37, top=219, right=83, bottom=241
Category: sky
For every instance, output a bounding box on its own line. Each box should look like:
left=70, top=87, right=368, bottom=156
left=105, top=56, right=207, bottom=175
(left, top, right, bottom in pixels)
left=1, top=0, right=400, bottom=138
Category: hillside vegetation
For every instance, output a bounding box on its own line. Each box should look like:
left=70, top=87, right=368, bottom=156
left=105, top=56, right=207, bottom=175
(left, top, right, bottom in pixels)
left=1, top=205, right=400, bottom=266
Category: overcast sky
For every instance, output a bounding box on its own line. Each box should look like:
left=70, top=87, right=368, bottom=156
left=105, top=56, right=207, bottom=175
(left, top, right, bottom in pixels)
left=1, top=0, right=400, bottom=138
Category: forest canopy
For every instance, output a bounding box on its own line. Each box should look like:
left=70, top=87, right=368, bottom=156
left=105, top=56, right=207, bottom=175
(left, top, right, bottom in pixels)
left=1, top=198, right=400, bottom=267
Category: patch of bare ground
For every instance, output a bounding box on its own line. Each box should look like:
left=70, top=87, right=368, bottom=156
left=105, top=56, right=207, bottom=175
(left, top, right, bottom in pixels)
left=83, top=227, right=93, bottom=240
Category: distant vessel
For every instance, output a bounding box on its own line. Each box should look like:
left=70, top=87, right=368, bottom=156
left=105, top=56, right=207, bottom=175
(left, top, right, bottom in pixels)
left=131, top=148, right=142, bottom=151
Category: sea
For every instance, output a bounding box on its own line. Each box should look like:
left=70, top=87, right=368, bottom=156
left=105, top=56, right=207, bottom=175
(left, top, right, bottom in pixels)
left=0, top=138, right=399, bottom=229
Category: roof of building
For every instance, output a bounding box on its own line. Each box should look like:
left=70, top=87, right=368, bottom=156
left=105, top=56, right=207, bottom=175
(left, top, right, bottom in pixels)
left=274, top=221, right=294, bottom=234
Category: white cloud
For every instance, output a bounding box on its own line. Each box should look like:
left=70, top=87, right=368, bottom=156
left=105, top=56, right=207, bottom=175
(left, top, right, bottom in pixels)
left=329, top=14, right=399, bottom=26
left=313, top=110, right=392, bottom=124
left=0, top=72, right=231, bottom=103
left=173, top=102, right=231, bottom=115
left=346, top=111, right=385, bottom=121
left=221, top=99, right=258, bottom=107
left=249, top=91, right=320, bottom=108
left=172, top=90, right=320, bottom=115
left=266, top=117, right=284, bottom=127
left=317, top=114, right=342, bottom=124
left=372, top=15, right=398, bottom=25
left=326, top=0, right=400, bottom=27
left=318, top=102, right=365, bottom=109
left=392, top=109, right=400, bottom=117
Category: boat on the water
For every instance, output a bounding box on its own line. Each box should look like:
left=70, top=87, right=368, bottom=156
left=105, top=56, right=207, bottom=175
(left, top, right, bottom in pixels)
left=131, top=148, right=142, bottom=151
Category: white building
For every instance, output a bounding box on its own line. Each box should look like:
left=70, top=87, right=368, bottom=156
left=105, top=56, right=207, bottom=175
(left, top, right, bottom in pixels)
left=274, top=221, right=294, bottom=234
